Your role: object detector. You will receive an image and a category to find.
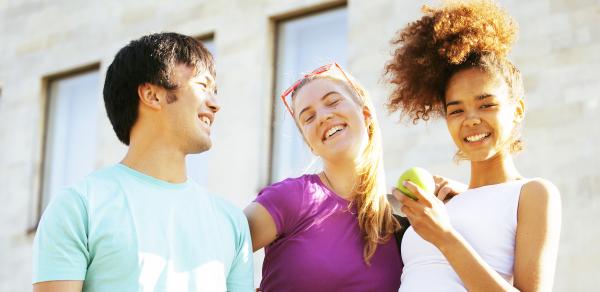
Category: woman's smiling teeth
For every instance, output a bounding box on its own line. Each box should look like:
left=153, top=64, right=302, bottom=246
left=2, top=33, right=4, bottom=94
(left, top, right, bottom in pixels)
left=323, top=125, right=346, bottom=141
left=464, top=132, right=491, bottom=143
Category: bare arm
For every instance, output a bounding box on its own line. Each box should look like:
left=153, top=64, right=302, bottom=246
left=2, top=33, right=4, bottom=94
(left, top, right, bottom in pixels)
left=434, top=228, right=517, bottom=292
left=513, top=179, right=561, bottom=291
left=398, top=182, right=515, bottom=292
left=243, top=202, right=277, bottom=252
left=398, top=179, right=561, bottom=292
left=33, top=281, right=83, bottom=292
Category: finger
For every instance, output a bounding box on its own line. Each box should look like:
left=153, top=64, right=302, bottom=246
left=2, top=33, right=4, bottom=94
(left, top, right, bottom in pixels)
left=401, top=205, right=416, bottom=220
left=434, top=180, right=448, bottom=197
left=399, top=190, right=421, bottom=209
left=445, top=177, right=468, bottom=194
left=437, top=186, right=456, bottom=202
left=391, top=188, right=405, bottom=201
left=403, top=181, right=433, bottom=207
left=433, top=175, right=446, bottom=185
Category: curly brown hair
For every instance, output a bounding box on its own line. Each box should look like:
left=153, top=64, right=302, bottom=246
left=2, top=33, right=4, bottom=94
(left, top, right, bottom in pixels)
left=385, top=0, right=522, bottom=123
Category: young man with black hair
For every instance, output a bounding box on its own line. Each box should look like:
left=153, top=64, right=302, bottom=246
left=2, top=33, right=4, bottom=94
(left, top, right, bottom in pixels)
left=33, top=32, right=253, bottom=292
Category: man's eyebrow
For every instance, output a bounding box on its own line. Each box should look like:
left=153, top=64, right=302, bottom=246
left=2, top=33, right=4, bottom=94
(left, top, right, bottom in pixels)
left=297, top=91, right=338, bottom=118
left=196, top=74, right=217, bottom=91
left=208, top=76, right=217, bottom=92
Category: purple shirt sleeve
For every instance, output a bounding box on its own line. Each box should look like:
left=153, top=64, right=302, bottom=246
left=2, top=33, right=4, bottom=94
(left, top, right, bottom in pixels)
left=254, top=177, right=306, bottom=236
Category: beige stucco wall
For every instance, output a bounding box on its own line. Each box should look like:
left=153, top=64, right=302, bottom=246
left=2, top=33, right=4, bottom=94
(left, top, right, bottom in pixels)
left=1, top=0, right=598, bottom=291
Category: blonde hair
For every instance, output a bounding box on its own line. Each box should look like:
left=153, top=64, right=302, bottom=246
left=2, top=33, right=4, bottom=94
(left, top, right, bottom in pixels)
left=291, top=71, right=400, bottom=264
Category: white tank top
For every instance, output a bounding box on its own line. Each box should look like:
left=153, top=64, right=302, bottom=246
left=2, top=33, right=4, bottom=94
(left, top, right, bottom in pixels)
left=399, top=179, right=529, bottom=292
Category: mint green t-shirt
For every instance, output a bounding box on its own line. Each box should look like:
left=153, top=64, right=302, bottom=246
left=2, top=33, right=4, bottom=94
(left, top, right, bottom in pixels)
left=33, top=164, right=253, bottom=292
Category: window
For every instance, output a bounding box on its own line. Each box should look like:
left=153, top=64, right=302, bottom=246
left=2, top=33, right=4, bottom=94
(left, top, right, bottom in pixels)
left=40, top=68, right=100, bottom=214
left=271, top=7, right=347, bottom=183
left=186, top=38, right=216, bottom=186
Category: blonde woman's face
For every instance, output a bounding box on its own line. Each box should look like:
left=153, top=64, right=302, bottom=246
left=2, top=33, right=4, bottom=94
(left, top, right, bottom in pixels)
left=292, top=78, right=370, bottom=162
left=444, top=68, right=524, bottom=161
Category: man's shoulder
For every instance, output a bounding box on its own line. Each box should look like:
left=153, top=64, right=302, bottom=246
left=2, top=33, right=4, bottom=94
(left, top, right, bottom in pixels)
left=190, top=186, right=246, bottom=228
left=202, top=189, right=245, bottom=218
left=67, top=165, right=124, bottom=197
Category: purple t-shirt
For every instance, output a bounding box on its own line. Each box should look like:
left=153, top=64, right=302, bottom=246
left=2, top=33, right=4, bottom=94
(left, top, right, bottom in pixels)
left=255, top=174, right=402, bottom=292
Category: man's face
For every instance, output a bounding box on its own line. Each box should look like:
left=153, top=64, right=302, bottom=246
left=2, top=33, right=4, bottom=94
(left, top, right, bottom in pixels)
left=161, top=63, right=220, bottom=154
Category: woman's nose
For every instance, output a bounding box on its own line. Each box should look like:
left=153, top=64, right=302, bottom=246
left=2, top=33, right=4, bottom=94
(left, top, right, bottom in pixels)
left=463, top=113, right=481, bottom=127
left=318, top=110, right=334, bottom=125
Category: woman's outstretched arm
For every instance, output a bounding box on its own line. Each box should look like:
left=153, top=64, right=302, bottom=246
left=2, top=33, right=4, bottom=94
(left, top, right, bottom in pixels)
left=244, top=203, right=277, bottom=252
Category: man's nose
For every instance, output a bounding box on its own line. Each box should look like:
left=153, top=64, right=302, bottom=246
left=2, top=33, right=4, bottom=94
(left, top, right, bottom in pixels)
left=206, top=93, right=220, bottom=113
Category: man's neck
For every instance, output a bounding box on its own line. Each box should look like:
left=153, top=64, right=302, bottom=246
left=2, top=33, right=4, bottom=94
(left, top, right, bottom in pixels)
left=121, top=139, right=188, bottom=184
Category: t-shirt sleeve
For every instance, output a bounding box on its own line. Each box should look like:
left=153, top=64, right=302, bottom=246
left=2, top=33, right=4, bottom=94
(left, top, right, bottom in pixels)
left=32, top=187, right=90, bottom=283
left=254, top=178, right=305, bottom=236
left=226, top=211, right=254, bottom=292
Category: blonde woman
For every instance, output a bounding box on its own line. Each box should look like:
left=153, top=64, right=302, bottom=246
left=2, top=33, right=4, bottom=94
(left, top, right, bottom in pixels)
left=244, top=63, right=401, bottom=291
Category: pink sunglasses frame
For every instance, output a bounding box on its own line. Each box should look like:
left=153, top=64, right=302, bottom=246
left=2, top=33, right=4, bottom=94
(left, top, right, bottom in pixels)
left=280, top=62, right=358, bottom=117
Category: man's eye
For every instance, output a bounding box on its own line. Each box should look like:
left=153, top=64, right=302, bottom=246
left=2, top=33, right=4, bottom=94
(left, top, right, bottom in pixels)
left=481, top=104, right=497, bottom=109
left=304, top=115, right=315, bottom=123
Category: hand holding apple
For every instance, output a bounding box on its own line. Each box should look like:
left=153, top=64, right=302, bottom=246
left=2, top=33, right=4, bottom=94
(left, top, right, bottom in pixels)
left=397, top=167, right=436, bottom=200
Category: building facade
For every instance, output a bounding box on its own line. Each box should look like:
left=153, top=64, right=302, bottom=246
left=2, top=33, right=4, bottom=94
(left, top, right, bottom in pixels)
left=1, top=0, right=599, bottom=290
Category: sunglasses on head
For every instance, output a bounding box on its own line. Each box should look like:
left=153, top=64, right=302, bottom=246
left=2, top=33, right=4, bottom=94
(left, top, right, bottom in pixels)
left=280, top=62, right=358, bottom=117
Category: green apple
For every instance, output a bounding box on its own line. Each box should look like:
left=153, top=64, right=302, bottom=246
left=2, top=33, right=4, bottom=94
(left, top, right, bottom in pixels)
left=397, top=167, right=435, bottom=200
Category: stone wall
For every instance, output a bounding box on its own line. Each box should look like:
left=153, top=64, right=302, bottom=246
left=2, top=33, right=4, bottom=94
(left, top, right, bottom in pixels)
left=1, top=0, right=598, bottom=290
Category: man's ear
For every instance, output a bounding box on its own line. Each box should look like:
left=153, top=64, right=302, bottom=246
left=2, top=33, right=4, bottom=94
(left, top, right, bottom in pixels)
left=514, top=97, right=525, bottom=124
left=138, top=83, right=162, bottom=110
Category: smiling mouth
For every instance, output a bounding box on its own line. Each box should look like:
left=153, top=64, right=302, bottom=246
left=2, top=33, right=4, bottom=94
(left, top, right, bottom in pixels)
left=198, top=115, right=212, bottom=127
left=464, top=132, right=491, bottom=143
left=322, top=124, right=346, bottom=142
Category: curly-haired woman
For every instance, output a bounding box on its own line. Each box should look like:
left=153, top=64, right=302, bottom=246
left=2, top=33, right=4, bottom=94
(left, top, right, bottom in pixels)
left=386, top=1, right=561, bottom=291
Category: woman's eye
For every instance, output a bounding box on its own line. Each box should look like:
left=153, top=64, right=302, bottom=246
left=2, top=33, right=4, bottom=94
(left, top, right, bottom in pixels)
left=304, top=115, right=315, bottom=123
left=481, top=104, right=497, bottom=109
left=448, top=109, right=463, bottom=116
left=328, top=99, right=340, bottom=106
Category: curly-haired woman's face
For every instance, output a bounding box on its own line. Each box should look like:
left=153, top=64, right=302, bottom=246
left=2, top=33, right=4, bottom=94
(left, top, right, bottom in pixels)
left=444, top=68, right=524, bottom=162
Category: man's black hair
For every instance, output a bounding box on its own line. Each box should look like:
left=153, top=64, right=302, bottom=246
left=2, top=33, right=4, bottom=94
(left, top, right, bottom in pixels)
left=103, top=32, right=215, bottom=145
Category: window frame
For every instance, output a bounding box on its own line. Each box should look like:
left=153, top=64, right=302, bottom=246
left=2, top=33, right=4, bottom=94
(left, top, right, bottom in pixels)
left=268, top=3, right=348, bottom=185
left=30, top=63, right=101, bottom=231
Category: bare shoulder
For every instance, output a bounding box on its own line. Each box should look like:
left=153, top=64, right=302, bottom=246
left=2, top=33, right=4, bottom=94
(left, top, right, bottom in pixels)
left=519, top=178, right=562, bottom=213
